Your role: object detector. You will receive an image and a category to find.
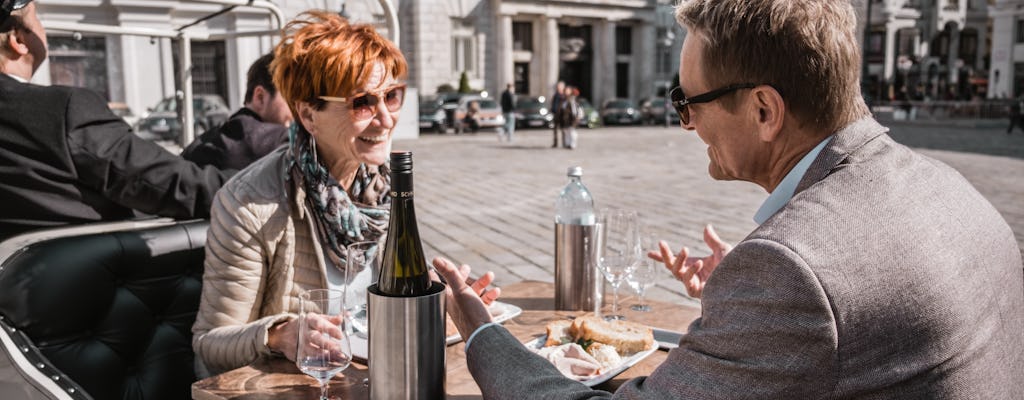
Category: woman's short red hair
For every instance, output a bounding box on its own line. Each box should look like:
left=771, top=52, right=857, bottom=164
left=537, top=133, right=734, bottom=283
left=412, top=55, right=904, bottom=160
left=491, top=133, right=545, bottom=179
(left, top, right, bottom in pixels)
left=272, top=10, right=408, bottom=118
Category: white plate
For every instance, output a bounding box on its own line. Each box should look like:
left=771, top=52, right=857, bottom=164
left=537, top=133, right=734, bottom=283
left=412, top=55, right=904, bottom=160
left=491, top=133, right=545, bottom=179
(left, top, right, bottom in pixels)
left=524, top=335, right=658, bottom=387
left=350, top=301, right=523, bottom=360
left=446, top=302, right=523, bottom=345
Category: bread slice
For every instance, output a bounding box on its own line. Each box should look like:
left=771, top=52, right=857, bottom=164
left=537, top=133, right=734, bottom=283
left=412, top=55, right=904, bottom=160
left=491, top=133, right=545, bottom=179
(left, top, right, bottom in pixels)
left=571, top=316, right=654, bottom=355
left=544, top=319, right=574, bottom=347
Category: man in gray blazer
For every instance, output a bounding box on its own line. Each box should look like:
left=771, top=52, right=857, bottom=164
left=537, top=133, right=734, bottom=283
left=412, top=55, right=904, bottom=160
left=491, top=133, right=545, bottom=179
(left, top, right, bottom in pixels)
left=434, top=0, right=1024, bottom=398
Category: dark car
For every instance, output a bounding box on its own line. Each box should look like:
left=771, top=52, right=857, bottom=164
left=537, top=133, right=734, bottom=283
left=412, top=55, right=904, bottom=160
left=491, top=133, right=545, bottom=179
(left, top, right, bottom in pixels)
left=578, top=98, right=601, bottom=129
left=514, top=95, right=554, bottom=129
left=419, top=97, right=447, bottom=134
left=436, top=92, right=465, bottom=131
left=639, top=97, right=680, bottom=126
left=136, top=94, right=231, bottom=140
left=601, top=98, right=641, bottom=125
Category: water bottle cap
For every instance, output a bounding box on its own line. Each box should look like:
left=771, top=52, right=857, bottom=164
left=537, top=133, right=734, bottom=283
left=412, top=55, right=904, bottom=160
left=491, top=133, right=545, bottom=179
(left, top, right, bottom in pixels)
left=566, top=166, right=583, bottom=177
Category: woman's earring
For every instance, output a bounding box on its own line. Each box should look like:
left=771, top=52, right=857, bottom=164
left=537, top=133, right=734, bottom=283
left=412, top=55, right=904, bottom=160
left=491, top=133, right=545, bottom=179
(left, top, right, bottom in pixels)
left=311, top=135, right=319, bottom=166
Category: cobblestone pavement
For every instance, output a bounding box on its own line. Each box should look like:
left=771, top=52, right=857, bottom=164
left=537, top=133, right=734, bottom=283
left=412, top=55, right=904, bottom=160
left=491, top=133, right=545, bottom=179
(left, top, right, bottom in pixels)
left=394, top=121, right=1024, bottom=308
left=156, top=120, right=1023, bottom=308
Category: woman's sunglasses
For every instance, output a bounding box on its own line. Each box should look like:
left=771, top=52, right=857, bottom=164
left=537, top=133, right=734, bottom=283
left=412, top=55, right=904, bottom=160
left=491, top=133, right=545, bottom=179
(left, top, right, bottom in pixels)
left=319, top=84, right=407, bottom=121
left=669, top=83, right=757, bottom=125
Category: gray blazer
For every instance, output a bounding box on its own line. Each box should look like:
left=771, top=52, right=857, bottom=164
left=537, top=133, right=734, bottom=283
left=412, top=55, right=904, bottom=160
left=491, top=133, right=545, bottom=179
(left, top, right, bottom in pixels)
left=466, top=117, right=1024, bottom=399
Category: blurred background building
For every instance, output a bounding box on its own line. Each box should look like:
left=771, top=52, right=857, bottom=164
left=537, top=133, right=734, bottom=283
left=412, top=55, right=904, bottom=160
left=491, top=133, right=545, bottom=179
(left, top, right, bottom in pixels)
left=27, top=0, right=1024, bottom=138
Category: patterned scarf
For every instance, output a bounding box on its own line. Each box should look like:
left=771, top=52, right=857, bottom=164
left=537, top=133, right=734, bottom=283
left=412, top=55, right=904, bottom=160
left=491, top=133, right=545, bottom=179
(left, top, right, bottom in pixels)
left=286, top=124, right=391, bottom=271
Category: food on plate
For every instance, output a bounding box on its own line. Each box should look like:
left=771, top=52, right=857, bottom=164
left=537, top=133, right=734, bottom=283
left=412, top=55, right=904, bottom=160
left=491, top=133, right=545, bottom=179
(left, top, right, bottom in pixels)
left=544, top=319, right=573, bottom=347
left=535, top=343, right=602, bottom=379
left=530, top=316, right=653, bottom=379
left=570, top=316, right=654, bottom=355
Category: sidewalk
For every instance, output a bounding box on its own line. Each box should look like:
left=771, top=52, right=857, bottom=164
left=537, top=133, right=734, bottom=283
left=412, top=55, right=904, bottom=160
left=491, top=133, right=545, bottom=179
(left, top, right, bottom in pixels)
left=396, top=124, right=1024, bottom=307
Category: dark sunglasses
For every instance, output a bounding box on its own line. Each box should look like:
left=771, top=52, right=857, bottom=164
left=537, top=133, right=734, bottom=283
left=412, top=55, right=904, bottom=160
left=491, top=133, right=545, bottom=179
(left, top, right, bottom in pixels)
left=0, top=0, right=32, bottom=26
left=669, top=83, right=758, bottom=125
left=319, top=84, right=407, bottom=121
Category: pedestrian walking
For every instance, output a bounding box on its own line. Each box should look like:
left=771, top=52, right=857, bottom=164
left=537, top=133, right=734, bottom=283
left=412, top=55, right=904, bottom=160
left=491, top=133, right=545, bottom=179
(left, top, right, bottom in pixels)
left=1008, top=95, right=1023, bottom=135
left=550, top=81, right=565, bottom=148
left=500, top=83, right=516, bottom=142
left=560, top=86, right=582, bottom=149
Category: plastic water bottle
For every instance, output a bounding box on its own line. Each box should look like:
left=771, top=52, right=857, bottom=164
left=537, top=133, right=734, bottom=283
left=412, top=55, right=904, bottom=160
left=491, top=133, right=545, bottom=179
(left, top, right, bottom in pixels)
left=555, top=166, right=595, bottom=225
left=554, top=166, right=602, bottom=311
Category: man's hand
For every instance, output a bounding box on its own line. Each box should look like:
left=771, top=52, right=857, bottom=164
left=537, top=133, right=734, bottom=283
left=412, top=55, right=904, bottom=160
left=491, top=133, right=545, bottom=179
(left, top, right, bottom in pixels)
left=432, top=257, right=500, bottom=341
left=647, top=224, right=731, bottom=298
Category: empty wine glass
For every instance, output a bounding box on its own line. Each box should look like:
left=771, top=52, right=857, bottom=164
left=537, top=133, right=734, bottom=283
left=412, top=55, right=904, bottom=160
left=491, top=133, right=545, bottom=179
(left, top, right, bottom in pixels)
left=596, top=208, right=640, bottom=321
left=297, top=289, right=352, bottom=400
left=346, top=241, right=379, bottom=337
left=628, top=234, right=661, bottom=312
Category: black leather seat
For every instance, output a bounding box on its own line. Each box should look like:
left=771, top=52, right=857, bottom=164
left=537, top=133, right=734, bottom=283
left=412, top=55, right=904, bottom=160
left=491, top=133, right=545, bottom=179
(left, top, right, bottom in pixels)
left=0, top=219, right=208, bottom=400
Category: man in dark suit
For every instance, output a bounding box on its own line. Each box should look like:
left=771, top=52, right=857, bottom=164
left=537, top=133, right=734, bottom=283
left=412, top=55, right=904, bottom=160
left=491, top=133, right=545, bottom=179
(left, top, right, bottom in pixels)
left=0, top=0, right=232, bottom=241
left=181, top=53, right=291, bottom=170
left=435, top=0, right=1024, bottom=398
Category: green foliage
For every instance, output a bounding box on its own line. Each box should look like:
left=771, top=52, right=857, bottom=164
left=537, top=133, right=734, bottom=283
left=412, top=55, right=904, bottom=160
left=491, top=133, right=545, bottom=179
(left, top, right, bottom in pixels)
left=437, top=83, right=456, bottom=93
left=458, top=71, right=471, bottom=93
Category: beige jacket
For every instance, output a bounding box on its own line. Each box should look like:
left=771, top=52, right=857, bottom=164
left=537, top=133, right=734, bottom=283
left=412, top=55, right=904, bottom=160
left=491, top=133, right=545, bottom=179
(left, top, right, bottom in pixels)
left=191, top=146, right=329, bottom=377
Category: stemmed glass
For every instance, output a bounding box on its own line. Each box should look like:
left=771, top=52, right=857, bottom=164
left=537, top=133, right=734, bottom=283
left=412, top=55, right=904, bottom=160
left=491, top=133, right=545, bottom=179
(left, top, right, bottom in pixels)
left=628, top=233, right=661, bottom=312
left=297, top=289, right=352, bottom=400
left=596, top=208, right=641, bottom=321
left=345, top=241, right=379, bottom=337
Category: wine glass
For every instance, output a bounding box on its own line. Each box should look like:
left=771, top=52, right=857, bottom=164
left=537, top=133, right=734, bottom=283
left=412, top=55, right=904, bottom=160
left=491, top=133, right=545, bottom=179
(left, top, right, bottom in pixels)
left=596, top=208, right=641, bottom=321
left=345, top=241, right=379, bottom=337
left=628, top=233, right=661, bottom=312
left=297, top=289, right=352, bottom=400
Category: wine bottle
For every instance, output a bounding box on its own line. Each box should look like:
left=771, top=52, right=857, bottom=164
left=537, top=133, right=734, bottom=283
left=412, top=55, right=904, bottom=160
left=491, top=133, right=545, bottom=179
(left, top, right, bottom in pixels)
left=378, top=151, right=431, bottom=296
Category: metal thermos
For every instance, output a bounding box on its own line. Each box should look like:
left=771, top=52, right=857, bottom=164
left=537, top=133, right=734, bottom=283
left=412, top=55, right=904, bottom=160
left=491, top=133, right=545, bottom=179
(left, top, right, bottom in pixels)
left=554, top=223, right=603, bottom=312
left=367, top=282, right=447, bottom=400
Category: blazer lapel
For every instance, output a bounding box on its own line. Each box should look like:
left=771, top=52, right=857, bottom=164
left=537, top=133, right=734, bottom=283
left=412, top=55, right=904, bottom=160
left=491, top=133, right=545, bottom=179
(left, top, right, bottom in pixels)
left=795, top=117, right=889, bottom=195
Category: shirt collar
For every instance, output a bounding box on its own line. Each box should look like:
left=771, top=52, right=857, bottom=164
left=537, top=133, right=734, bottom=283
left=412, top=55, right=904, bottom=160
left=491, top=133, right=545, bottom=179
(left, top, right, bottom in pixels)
left=4, top=73, right=27, bottom=83
left=753, top=135, right=833, bottom=225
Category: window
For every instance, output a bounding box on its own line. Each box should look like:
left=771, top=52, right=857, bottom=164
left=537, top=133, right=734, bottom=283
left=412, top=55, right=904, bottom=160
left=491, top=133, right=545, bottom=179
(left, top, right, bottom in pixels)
left=616, top=26, right=632, bottom=55
left=867, top=29, right=885, bottom=62
left=1017, top=20, right=1024, bottom=43
left=452, top=35, right=475, bottom=76
left=514, top=63, right=529, bottom=95
left=172, top=40, right=228, bottom=101
left=47, top=36, right=109, bottom=99
left=513, top=22, right=532, bottom=51
left=616, top=63, right=629, bottom=98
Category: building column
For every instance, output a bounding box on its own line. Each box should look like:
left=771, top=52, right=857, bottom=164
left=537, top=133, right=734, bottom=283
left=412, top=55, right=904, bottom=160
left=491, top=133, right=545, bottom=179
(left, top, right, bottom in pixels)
left=948, top=27, right=961, bottom=84
left=636, top=22, right=656, bottom=99
left=595, top=20, right=616, bottom=107
left=542, top=16, right=560, bottom=97
left=497, top=15, right=513, bottom=91
left=883, top=20, right=899, bottom=83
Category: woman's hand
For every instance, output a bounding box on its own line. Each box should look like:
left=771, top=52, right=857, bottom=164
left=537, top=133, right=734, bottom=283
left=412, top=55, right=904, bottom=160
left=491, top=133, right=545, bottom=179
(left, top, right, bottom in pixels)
left=647, top=224, right=731, bottom=298
left=267, top=313, right=345, bottom=362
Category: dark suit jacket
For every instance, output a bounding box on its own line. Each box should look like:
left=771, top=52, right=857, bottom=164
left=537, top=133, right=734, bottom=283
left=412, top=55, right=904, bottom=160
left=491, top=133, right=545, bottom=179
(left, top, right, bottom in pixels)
left=0, top=74, right=231, bottom=240
left=181, top=107, right=288, bottom=171
left=466, top=117, right=1024, bottom=399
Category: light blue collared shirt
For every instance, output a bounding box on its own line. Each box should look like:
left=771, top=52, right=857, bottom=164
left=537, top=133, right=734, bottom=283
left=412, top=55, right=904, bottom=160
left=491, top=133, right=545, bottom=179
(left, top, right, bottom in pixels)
left=464, top=322, right=499, bottom=352
left=753, top=136, right=833, bottom=225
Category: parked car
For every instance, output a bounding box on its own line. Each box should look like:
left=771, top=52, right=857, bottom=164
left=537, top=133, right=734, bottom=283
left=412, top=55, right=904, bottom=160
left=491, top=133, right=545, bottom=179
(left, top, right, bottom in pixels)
left=107, top=102, right=140, bottom=132
left=639, top=97, right=680, bottom=126
left=419, top=97, right=447, bottom=134
left=601, top=98, right=641, bottom=125
left=436, top=92, right=465, bottom=132
left=136, top=94, right=231, bottom=141
left=514, top=95, right=554, bottom=129
left=453, top=96, right=505, bottom=133
left=577, top=98, right=601, bottom=129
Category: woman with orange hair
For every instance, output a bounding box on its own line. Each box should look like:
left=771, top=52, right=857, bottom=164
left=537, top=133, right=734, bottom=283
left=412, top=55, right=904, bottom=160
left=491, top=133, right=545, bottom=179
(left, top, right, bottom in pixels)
left=191, top=11, right=498, bottom=377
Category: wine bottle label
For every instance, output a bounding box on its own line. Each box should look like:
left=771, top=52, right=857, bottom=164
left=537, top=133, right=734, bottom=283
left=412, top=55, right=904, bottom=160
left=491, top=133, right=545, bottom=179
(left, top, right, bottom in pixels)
left=390, top=191, right=414, bottom=197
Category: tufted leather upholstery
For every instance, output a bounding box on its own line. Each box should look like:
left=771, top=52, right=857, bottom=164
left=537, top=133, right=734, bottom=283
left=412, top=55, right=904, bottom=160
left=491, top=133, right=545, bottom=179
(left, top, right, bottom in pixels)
left=0, top=219, right=208, bottom=400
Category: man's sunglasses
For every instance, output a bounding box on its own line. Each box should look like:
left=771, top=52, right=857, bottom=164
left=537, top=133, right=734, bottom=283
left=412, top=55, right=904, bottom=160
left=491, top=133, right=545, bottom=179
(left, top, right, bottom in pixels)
left=319, top=84, right=407, bottom=121
left=0, top=0, right=32, bottom=26
left=669, top=83, right=758, bottom=125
